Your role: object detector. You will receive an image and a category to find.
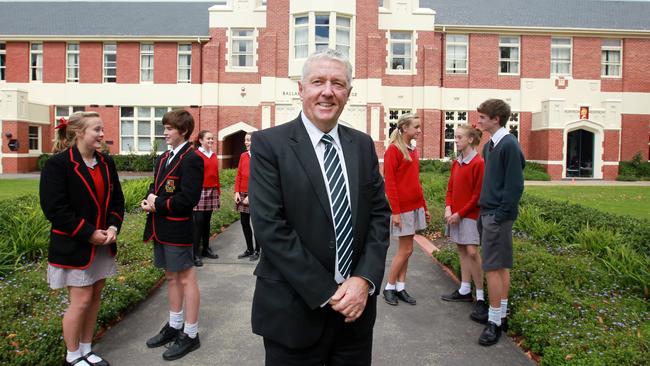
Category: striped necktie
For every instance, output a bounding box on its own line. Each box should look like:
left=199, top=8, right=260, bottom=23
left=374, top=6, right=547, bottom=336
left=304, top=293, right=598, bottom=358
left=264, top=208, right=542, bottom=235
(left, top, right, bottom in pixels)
left=166, top=151, right=174, bottom=167
left=321, top=134, right=354, bottom=279
left=489, top=140, right=495, bottom=152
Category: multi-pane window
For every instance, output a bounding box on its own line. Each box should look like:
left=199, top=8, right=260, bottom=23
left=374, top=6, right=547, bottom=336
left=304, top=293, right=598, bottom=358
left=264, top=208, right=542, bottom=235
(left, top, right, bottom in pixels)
left=230, top=29, right=255, bottom=67
left=120, top=107, right=170, bottom=153
left=0, top=42, right=5, bottom=81
left=389, top=31, right=412, bottom=71
left=293, top=13, right=352, bottom=59
left=446, top=35, right=468, bottom=74
left=444, top=111, right=468, bottom=158
left=499, top=36, right=519, bottom=75
left=103, top=43, right=117, bottom=82
left=387, top=109, right=412, bottom=138
left=551, top=37, right=572, bottom=75
left=140, top=43, right=154, bottom=82
left=66, top=43, right=79, bottom=82
left=28, top=126, right=40, bottom=152
left=55, top=106, right=86, bottom=126
left=177, top=44, right=192, bottom=83
left=508, top=112, right=520, bottom=140
left=601, top=39, right=622, bottom=77
left=30, top=43, right=43, bottom=81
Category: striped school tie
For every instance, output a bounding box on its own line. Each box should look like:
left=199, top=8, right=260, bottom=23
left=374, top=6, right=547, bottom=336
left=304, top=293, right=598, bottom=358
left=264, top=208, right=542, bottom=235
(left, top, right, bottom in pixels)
left=321, top=134, right=354, bottom=278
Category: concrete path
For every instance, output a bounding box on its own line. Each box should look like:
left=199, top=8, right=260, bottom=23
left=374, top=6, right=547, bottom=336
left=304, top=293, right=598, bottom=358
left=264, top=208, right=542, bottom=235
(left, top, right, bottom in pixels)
left=95, top=223, right=534, bottom=366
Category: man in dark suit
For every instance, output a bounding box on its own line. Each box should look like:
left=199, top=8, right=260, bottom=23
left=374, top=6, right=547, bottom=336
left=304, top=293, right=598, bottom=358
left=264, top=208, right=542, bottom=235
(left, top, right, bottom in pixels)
left=249, top=49, right=391, bottom=365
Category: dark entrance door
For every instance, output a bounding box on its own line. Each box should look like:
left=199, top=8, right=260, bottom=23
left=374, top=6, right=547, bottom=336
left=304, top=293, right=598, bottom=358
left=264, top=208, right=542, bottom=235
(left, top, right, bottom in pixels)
left=566, top=129, right=594, bottom=178
left=222, top=131, right=247, bottom=169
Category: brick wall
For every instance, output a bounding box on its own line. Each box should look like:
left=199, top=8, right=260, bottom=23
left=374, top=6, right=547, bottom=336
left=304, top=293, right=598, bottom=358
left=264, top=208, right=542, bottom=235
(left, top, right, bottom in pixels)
left=154, top=42, right=177, bottom=84
left=573, top=37, right=600, bottom=80
left=623, top=38, right=650, bottom=92
left=621, top=114, right=650, bottom=160
left=117, top=42, right=139, bottom=84
left=5, top=42, right=29, bottom=82
left=79, top=42, right=103, bottom=83
left=527, top=129, right=563, bottom=161
left=43, top=42, right=66, bottom=83
left=521, top=35, right=550, bottom=79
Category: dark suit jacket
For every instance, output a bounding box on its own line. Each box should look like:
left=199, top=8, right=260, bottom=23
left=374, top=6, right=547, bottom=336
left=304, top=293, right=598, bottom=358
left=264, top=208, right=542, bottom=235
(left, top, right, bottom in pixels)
left=40, top=147, right=125, bottom=268
left=249, top=115, right=391, bottom=349
left=143, top=142, right=203, bottom=246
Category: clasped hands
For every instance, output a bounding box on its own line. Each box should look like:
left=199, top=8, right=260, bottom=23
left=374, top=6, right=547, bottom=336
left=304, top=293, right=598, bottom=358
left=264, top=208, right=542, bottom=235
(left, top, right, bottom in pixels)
left=329, top=276, right=370, bottom=323
left=140, top=193, right=157, bottom=213
left=444, top=206, right=460, bottom=225
left=90, top=226, right=117, bottom=246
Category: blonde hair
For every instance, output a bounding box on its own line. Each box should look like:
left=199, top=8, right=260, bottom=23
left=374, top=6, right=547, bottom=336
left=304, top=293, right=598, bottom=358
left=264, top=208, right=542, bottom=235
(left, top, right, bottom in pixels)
left=456, top=124, right=483, bottom=147
left=53, top=111, right=101, bottom=153
left=389, top=113, right=418, bottom=162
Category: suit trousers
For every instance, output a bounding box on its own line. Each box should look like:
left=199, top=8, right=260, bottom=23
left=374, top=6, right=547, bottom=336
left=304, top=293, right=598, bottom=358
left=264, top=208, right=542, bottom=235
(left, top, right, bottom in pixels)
left=263, top=306, right=373, bottom=366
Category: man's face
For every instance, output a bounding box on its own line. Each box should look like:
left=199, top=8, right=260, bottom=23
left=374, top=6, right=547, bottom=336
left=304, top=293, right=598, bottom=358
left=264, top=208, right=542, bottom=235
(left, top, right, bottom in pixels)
left=298, top=58, right=351, bottom=130
left=476, top=112, right=501, bottom=134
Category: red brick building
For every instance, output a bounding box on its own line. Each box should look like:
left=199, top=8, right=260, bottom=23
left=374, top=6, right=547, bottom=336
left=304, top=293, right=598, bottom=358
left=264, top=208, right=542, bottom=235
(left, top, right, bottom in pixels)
left=0, top=0, right=648, bottom=179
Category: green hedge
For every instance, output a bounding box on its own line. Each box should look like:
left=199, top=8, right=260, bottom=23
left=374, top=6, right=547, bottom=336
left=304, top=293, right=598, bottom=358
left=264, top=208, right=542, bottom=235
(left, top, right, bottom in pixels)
left=422, top=173, right=650, bottom=365
left=0, top=177, right=239, bottom=365
left=524, top=161, right=551, bottom=181
left=37, top=153, right=158, bottom=172
left=618, top=153, right=650, bottom=181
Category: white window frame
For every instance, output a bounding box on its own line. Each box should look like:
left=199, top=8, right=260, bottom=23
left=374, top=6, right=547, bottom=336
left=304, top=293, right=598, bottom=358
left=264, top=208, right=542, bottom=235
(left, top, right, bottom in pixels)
left=28, top=125, right=41, bottom=153
left=443, top=111, right=468, bottom=158
left=601, top=39, right=622, bottom=78
left=66, top=42, right=80, bottom=83
left=498, top=36, right=520, bottom=75
left=551, top=37, right=572, bottom=76
left=177, top=44, right=192, bottom=83
left=227, top=28, right=257, bottom=72
left=289, top=12, right=354, bottom=77
left=119, top=106, right=172, bottom=154
left=445, top=34, right=468, bottom=74
left=140, top=43, right=154, bottom=82
left=0, top=42, right=6, bottom=82
left=386, top=30, right=416, bottom=75
left=386, top=108, right=413, bottom=144
left=30, top=42, right=43, bottom=82
left=55, top=106, right=86, bottom=126
left=507, top=112, right=520, bottom=141
left=103, top=42, right=117, bottom=83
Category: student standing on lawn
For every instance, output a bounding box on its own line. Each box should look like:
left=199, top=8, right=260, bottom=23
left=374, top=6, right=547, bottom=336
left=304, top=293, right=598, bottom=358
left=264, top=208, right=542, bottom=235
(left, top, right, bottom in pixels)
left=235, top=132, right=260, bottom=261
left=40, top=111, right=125, bottom=366
left=142, top=109, right=204, bottom=360
left=474, top=99, right=525, bottom=346
left=383, top=113, right=431, bottom=306
left=192, top=130, right=221, bottom=267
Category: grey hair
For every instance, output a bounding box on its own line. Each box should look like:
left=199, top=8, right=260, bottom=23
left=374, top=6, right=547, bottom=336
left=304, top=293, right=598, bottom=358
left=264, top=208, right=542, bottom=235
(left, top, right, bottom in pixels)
left=301, top=49, right=353, bottom=88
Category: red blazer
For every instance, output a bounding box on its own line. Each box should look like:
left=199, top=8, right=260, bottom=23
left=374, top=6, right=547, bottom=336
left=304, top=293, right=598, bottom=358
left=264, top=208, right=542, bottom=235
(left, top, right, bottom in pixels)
left=40, top=147, right=125, bottom=269
left=235, top=151, right=250, bottom=193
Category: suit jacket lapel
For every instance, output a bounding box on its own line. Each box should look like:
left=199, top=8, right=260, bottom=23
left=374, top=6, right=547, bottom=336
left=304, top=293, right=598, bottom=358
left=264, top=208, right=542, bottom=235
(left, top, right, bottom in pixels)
left=70, top=147, right=99, bottom=205
left=288, top=118, right=333, bottom=226
left=339, top=126, right=359, bottom=228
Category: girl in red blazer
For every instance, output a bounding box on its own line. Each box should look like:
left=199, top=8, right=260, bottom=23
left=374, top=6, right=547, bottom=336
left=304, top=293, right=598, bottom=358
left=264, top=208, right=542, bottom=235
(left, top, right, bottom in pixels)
left=40, top=111, right=125, bottom=366
left=382, top=114, right=430, bottom=306
left=441, top=125, right=487, bottom=320
left=192, top=130, right=221, bottom=266
left=234, top=132, right=259, bottom=260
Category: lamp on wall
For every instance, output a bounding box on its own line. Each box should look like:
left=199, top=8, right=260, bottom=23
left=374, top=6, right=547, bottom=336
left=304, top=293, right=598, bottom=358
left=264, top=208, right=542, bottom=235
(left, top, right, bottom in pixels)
left=240, top=86, right=246, bottom=98
left=4, top=132, right=12, bottom=139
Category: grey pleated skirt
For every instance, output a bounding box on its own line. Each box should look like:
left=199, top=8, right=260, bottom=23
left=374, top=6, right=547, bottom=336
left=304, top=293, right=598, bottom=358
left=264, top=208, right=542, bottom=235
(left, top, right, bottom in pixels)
left=47, top=245, right=117, bottom=289
left=446, top=217, right=480, bottom=245
left=390, top=207, right=427, bottom=237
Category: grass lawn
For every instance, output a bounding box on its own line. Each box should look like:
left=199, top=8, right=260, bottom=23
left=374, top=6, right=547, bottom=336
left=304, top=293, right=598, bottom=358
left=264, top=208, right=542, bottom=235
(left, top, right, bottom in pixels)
left=0, top=179, right=39, bottom=200
left=525, top=185, right=650, bottom=220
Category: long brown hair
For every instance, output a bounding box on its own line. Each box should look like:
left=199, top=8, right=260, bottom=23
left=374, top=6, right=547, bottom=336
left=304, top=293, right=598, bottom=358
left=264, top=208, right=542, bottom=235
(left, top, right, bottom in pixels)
left=53, top=111, right=100, bottom=153
left=388, top=113, right=418, bottom=161
left=193, top=130, right=211, bottom=149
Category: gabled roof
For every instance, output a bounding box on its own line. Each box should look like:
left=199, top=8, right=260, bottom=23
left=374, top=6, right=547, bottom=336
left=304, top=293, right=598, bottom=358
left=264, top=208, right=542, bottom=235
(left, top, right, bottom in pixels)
left=421, top=0, right=650, bottom=31
left=0, top=2, right=211, bottom=38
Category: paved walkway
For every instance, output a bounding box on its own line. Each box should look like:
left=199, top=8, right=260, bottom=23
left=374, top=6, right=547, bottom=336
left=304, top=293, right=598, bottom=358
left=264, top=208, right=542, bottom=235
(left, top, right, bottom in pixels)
left=95, top=223, right=533, bottom=366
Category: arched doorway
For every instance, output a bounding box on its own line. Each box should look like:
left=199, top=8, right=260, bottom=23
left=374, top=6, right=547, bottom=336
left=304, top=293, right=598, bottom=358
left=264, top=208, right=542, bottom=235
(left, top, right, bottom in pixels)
left=566, top=129, right=594, bottom=178
left=221, top=131, right=247, bottom=169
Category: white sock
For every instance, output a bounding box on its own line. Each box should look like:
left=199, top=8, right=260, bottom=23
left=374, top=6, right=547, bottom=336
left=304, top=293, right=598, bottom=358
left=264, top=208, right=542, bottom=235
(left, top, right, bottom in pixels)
left=488, top=306, right=502, bottom=326
left=396, top=282, right=405, bottom=292
left=184, top=322, right=199, bottom=339
left=501, top=298, right=509, bottom=319
left=66, top=349, right=91, bottom=365
left=169, top=310, right=184, bottom=329
left=384, top=282, right=396, bottom=291
left=476, top=289, right=485, bottom=301
left=458, top=282, right=471, bottom=295
left=80, top=343, right=103, bottom=364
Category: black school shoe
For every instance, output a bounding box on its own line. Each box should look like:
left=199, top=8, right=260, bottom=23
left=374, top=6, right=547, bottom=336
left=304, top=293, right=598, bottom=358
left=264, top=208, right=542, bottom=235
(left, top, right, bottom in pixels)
left=162, top=332, right=200, bottom=361
left=469, top=300, right=489, bottom=324
left=194, top=257, right=203, bottom=267
left=62, top=356, right=89, bottom=366
left=478, top=321, right=502, bottom=346
left=383, top=289, right=398, bottom=306
left=441, top=289, right=473, bottom=302
left=146, top=323, right=181, bottom=348
left=396, top=290, right=416, bottom=305
left=202, top=247, right=219, bottom=259
left=83, top=352, right=110, bottom=366
left=249, top=252, right=260, bottom=261
left=237, top=250, right=254, bottom=259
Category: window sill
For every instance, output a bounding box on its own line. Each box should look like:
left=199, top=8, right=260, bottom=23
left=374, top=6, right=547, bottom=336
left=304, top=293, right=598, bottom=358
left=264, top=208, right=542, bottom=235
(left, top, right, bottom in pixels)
left=225, top=66, right=259, bottom=73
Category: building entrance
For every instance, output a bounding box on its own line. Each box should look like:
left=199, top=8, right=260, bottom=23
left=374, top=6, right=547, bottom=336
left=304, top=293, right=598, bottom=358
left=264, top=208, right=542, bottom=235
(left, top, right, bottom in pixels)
left=222, top=131, right=247, bottom=169
left=566, top=129, right=594, bottom=178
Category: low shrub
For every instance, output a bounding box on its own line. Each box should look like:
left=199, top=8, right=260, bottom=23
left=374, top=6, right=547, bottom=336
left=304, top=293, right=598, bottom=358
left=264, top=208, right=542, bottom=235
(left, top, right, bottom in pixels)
left=112, top=153, right=158, bottom=172
left=419, top=159, right=452, bottom=174
left=37, top=154, right=51, bottom=171
left=618, top=152, right=650, bottom=180
left=0, top=196, right=50, bottom=273
left=523, top=161, right=551, bottom=181
left=121, top=178, right=153, bottom=212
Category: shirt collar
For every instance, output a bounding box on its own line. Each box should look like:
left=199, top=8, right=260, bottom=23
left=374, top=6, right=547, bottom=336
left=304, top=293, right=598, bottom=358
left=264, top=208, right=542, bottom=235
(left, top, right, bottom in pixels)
left=169, top=141, right=188, bottom=158
left=301, top=111, right=342, bottom=149
left=198, top=146, right=213, bottom=158
left=490, top=127, right=509, bottom=146
left=457, top=149, right=478, bottom=165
